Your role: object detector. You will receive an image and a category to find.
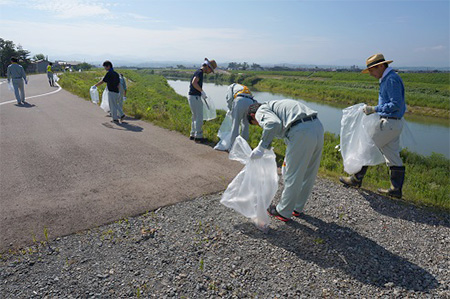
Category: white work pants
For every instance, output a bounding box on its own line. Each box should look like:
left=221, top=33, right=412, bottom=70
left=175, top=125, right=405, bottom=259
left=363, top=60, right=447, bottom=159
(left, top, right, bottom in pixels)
left=369, top=118, right=403, bottom=167
left=229, top=97, right=254, bottom=147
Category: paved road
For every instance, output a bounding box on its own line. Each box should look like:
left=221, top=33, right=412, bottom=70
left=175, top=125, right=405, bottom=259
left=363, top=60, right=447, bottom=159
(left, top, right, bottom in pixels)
left=0, top=74, right=241, bottom=251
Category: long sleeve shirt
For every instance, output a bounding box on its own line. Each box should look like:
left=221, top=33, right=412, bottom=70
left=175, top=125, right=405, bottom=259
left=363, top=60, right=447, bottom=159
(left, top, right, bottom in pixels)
left=375, top=67, right=406, bottom=118
left=255, top=99, right=317, bottom=149
left=7, top=63, right=27, bottom=81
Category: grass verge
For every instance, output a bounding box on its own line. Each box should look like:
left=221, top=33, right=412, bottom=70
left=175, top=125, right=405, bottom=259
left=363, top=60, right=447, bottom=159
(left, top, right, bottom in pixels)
left=59, top=70, right=450, bottom=212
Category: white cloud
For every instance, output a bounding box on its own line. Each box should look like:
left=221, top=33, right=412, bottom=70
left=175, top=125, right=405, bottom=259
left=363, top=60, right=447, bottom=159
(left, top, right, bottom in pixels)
left=414, top=45, right=447, bottom=52
left=29, top=0, right=110, bottom=19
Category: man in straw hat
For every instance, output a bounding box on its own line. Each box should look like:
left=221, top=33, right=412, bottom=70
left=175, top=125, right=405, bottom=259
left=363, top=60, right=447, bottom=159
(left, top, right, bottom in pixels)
left=187, top=58, right=217, bottom=143
left=339, top=53, right=406, bottom=199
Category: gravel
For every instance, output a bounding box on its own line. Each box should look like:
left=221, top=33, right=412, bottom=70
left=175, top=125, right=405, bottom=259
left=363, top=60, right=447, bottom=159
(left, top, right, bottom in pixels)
left=1, top=177, right=449, bottom=298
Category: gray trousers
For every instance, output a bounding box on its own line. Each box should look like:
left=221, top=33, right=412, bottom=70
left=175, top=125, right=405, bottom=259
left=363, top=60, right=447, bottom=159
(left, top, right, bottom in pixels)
left=118, top=85, right=125, bottom=117
left=277, top=119, right=324, bottom=218
left=370, top=118, right=403, bottom=167
left=108, top=91, right=120, bottom=121
left=12, top=79, right=25, bottom=103
left=229, top=97, right=254, bottom=147
left=47, top=72, right=54, bottom=86
left=188, top=95, right=203, bottom=138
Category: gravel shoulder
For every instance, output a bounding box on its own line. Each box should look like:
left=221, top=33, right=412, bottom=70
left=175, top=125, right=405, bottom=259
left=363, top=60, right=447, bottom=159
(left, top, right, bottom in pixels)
left=1, top=176, right=449, bottom=298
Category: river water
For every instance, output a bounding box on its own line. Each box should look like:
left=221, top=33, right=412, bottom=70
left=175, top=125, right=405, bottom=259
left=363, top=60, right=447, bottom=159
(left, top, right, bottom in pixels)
left=168, top=79, right=450, bottom=158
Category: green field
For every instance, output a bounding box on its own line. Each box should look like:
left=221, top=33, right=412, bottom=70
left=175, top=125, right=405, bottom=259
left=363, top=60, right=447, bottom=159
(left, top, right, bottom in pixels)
left=155, top=69, right=450, bottom=119
left=58, top=70, right=450, bottom=212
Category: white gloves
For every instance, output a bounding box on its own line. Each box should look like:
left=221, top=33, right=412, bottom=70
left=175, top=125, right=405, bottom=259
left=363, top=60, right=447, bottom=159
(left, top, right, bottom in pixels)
left=250, top=144, right=265, bottom=159
left=123, top=96, right=127, bottom=101
left=363, top=105, right=376, bottom=115
left=201, top=90, right=207, bottom=100
left=24, top=79, right=28, bottom=84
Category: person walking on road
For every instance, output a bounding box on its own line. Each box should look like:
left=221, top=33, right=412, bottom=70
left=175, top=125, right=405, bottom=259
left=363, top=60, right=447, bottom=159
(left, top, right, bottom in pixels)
left=92, top=61, right=121, bottom=123
left=118, top=73, right=127, bottom=122
left=247, top=99, right=324, bottom=222
left=339, top=54, right=407, bottom=199
left=7, top=57, right=27, bottom=105
left=225, top=83, right=257, bottom=149
left=188, top=58, right=217, bottom=143
left=47, top=62, right=55, bottom=87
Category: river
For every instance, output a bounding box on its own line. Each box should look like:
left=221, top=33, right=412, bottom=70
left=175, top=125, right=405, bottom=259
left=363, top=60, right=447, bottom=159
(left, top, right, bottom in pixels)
left=167, top=79, right=450, bottom=158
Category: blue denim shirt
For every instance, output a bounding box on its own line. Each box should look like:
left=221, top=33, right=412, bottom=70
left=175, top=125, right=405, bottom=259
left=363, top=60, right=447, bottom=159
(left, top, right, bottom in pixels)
left=375, top=69, right=406, bottom=118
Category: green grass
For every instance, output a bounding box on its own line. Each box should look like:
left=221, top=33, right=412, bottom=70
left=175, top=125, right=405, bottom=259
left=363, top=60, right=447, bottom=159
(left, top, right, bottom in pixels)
left=59, top=70, right=450, bottom=212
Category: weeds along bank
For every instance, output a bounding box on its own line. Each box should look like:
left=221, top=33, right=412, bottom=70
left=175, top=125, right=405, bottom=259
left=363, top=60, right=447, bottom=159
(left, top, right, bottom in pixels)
left=58, top=70, right=449, bottom=212
left=157, top=69, right=450, bottom=119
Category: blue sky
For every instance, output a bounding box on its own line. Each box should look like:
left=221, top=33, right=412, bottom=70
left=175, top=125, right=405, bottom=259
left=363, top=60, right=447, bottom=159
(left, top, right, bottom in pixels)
left=0, top=0, right=448, bottom=67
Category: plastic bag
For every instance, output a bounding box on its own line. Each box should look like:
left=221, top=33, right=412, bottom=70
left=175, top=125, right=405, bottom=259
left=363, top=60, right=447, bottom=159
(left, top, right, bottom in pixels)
left=53, top=74, right=59, bottom=82
left=90, top=86, right=99, bottom=104
left=214, top=110, right=233, bottom=151
left=340, top=104, right=385, bottom=174
left=202, top=96, right=216, bottom=120
left=7, top=81, right=13, bottom=92
left=399, top=120, right=417, bottom=149
left=221, top=136, right=279, bottom=231
left=100, top=87, right=110, bottom=112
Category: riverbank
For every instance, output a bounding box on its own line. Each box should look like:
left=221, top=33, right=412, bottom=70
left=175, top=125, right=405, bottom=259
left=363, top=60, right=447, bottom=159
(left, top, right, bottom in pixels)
left=156, top=69, right=450, bottom=119
left=58, top=70, right=449, bottom=211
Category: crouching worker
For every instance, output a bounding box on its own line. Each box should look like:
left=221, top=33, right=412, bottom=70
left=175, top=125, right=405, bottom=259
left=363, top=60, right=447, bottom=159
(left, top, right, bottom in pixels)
left=226, top=83, right=257, bottom=149
left=339, top=54, right=406, bottom=199
left=247, top=99, right=324, bottom=222
left=92, top=60, right=121, bottom=123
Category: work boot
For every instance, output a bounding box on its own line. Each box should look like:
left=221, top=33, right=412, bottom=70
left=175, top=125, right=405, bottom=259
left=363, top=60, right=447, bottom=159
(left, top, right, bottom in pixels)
left=339, top=166, right=368, bottom=188
left=378, top=166, right=405, bottom=199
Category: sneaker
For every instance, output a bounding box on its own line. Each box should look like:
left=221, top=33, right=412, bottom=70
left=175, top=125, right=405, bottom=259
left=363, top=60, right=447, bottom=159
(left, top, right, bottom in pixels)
left=292, top=210, right=302, bottom=217
left=120, top=114, right=126, bottom=121
left=189, top=136, right=195, bottom=140
left=267, top=205, right=290, bottom=222
left=112, top=120, right=120, bottom=124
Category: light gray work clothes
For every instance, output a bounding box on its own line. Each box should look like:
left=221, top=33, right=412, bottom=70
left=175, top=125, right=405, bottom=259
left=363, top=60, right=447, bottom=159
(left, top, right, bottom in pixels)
left=188, top=95, right=203, bottom=138
left=108, top=91, right=121, bottom=121
left=118, top=76, right=127, bottom=117
left=255, top=99, right=324, bottom=218
left=368, top=117, right=403, bottom=166
left=229, top=95, right=255, bottom=147
left=7, top=63, right=27, bottom=104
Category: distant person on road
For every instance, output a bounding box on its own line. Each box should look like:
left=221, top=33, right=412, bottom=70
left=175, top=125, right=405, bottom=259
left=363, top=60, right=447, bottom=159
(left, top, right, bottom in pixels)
left=47, top=62, right=55, bottom=87
left=225, top=83, right=257, bottom=149
left=118, top=73, right=127, bottom=121
left=339, top=53, right=406, bottom=199
left=247, top=99, right=324, bottom=222
left=7, top=57, right=27, bottom=105
left=92, top=61, right=121, bottom=123
left=188, top=58, right=217, bottom=143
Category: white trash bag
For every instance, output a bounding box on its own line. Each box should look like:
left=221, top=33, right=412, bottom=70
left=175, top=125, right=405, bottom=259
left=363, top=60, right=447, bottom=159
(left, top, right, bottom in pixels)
left=89, top=86, right=99, bottom=104
left=7, top=81, right=14, bottom=92
left=53, top=74, right=59, bottom=82
left=340, top=103, right=385, bottom=174
left=202, top=96, right=216, bottom=121
left=100, top=87, right=110, bottom=112
left=221, top=136, right=279, bottom=231
left=214, top=110, right=233, bottom=151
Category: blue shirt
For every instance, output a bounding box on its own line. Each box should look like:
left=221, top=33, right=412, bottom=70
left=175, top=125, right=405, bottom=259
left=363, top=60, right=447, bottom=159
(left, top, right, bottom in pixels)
left=375, top=68, right=406, bottom=118
left=188, top=69, right=203, bottom=96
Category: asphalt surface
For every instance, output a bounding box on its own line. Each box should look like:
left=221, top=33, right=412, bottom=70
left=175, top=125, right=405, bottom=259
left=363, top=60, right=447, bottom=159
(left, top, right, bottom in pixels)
left=0, top=74, right=241, bottom=252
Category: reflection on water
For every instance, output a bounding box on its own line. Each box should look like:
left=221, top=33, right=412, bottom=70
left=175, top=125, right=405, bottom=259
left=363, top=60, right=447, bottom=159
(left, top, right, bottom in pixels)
left=168, top=79, right=449, bottom=158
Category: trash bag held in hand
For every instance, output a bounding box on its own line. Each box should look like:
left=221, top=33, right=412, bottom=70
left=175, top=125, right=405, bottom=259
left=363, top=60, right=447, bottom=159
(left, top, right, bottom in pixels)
left=53, top=74, right=59, bottom=82
left=221, top=136, right=279, bottom=231
left=90, top=86, right=99, bottom=104
left=214, top=110, right=233, bottom=151
left=100, top=87, right=110, bottom=112
left=202, top=96, right=216, bottom=121
left=340, top=103, right=384, bottom=174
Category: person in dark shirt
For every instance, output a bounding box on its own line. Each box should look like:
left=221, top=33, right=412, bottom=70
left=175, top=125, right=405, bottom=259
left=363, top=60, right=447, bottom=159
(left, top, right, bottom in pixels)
left=92, top=61, right=122, bottom=123
left=187, top=58, right=217, bottom=143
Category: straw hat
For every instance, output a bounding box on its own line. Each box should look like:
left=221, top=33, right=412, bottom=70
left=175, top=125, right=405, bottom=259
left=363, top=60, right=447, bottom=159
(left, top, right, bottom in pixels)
left=203, top=58, right=217, bottom=72
left=362, top=53, right=393, bottom=73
